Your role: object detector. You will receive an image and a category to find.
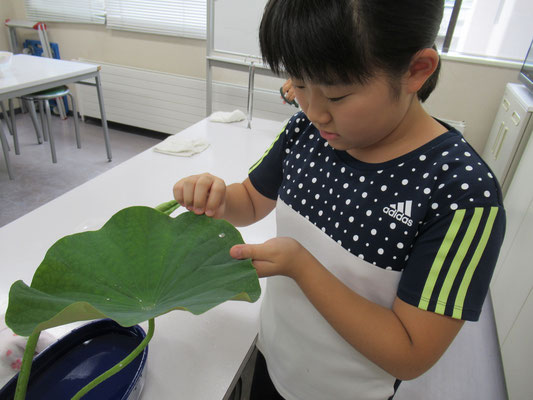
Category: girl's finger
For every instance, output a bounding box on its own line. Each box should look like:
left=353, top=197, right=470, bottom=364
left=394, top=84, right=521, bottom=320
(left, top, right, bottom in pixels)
left=181, top=179, right=196, bottom=210
left=230, top=244, right=264, bottom=260
left=251, top=260, right=276, bottom=278
left=205, top=179, right=226, bottom=216
left=287, top=88, right=296, bottom=101
left=192, top=175, right=215, bottom=214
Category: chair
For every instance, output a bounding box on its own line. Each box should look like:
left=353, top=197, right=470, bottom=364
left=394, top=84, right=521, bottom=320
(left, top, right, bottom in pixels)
left=21, top=85, right=81, bottom=163
left=1, top=99, right=42, bottom=154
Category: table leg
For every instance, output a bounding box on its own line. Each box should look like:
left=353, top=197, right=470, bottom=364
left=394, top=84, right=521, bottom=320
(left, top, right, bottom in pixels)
left=38, top=100, right=49, bottom=142
left=223, top=336, right=258, bottom=400
left=0, top=121, right=14, bottom=180
left=8, top=98, right=20, bottom=155
left=0, top=101, right=13, bottom=136
left=68, top=93, right=81, bottom=149
left=26, top=99, right=43, bottom=144
left=44, top=101, right=57, bottom=164
left=246, top=63, right=255, bottom=130
left=95, top=71, right=112, bottom=162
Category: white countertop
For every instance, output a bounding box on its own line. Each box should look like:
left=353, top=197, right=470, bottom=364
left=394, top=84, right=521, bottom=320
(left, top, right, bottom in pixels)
left=0, top=54, right=98, bottom=95
left=0, top=116, right=284, bottom=398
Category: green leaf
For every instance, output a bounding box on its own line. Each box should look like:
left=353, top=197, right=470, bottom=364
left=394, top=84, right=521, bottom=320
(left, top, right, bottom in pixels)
left=6, top=207, right=260, bottom=337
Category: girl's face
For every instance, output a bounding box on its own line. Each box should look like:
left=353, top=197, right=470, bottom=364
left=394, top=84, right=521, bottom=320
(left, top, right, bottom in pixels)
left=292, top=75, right=415, bottom=162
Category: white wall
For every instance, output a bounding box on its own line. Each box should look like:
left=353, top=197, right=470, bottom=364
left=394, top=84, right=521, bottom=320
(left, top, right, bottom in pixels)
left=0, top=0, right=523, bottom=153
left=0, top=1, right=15, bottom=50
left=425, top=58, right=521, bottom=151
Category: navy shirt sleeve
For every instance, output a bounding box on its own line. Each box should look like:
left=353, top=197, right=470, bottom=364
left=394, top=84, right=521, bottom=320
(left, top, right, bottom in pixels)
left=397, top=155, right=506, bottom=321
left=398, top=206, right=505, bottom=320
left=249, top=112, right=306, bottom=199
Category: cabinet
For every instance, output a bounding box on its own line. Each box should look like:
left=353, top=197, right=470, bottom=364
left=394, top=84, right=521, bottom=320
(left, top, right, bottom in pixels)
left=500, top=278, right=533, bottom=400
left=490, top=102, right=533, bottom=399
left=482, top=83, right=533, bottom=195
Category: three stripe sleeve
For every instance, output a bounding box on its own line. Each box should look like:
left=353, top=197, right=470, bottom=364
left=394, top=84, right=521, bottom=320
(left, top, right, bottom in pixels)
left=397, top=206, right=505, bottom=321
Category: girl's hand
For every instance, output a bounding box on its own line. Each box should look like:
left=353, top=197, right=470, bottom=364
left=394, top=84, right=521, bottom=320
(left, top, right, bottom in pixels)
left=173, top=173, right=226, bottom=218
left=230, top=237, right=312, bottom=279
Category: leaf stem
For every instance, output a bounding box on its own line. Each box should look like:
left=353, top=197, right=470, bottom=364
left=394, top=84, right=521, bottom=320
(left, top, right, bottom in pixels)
left=71, top=319, right=155, bottom=400
left=155, top=200, right=180, bottom=215
left=14, top=330, right=41, bottom=400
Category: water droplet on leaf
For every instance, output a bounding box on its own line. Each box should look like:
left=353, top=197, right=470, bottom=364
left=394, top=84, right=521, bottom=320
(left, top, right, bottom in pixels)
left=218, top=233, right=225, bottom=238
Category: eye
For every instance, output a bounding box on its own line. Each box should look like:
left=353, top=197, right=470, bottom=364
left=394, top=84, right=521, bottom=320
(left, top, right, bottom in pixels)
left=328, top=95, right=347, bottom=103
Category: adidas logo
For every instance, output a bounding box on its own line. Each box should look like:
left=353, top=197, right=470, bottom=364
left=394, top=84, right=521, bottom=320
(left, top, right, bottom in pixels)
left=383, top=201, right=414, bottom=227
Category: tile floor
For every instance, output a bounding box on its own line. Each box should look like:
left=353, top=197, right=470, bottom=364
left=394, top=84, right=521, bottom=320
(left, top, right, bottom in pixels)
left=0, top=112, right=164, bottom=227
left=1, top=112, right=508, bottom=400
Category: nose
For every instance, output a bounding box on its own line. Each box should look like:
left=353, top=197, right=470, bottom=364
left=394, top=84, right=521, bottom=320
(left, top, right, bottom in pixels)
left=305, top=93, right=332, bottom=127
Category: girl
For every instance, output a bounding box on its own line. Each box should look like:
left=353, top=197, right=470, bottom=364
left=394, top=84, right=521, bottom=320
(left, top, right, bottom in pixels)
left=173, top=1, right=505, bottom=399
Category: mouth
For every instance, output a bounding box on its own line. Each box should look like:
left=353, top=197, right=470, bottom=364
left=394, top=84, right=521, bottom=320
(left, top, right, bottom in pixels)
left=319, top=130, right=340, bottom=141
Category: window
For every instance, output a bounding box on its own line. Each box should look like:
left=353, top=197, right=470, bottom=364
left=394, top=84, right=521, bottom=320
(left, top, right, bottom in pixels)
left=24, top=0, right=105, bottom=24
left=439, top=0, right=533, bottom=62
left=25, top=0, right=532, bottom=61
left=105, top=0, right=206, bottom=40
left=24, top=0, right=206, bottom=40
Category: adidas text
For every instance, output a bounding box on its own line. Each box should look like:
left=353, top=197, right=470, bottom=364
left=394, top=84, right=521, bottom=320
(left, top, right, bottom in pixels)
left=382, top=206, right=413, bottom=226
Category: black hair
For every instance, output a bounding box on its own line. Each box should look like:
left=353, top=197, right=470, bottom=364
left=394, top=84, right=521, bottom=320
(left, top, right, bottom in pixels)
left=259, top=0, right=444, bottom=102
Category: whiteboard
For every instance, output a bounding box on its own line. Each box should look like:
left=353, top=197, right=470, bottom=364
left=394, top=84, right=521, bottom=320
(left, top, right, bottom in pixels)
left=213, top=0, right=268, bottom=59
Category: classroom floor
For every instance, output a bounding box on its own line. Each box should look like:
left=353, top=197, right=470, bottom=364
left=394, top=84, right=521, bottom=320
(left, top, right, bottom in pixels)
left=0, top=112, right=164, bottom=227
left=0, top=112, right=508, bottom=400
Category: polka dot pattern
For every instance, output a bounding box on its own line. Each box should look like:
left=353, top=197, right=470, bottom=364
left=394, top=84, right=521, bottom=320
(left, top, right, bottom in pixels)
left=249, top=112, right=503, bottom=271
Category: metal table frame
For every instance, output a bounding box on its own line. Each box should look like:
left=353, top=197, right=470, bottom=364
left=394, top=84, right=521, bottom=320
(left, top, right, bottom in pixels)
left=205, top=0, right=282, bottom=129
left=0, top=56, right=112, bottom=179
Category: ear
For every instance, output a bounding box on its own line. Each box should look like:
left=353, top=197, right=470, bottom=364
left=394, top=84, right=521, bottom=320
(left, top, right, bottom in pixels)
left=404, top=48, right=440, bottom=94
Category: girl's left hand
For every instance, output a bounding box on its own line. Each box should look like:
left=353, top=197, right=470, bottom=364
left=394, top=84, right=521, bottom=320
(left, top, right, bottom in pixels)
left=230, top=237, right=309, bottom=279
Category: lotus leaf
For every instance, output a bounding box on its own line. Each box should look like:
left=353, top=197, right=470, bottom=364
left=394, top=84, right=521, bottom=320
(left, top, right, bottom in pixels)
left=4, top=204, right=261, bottom=399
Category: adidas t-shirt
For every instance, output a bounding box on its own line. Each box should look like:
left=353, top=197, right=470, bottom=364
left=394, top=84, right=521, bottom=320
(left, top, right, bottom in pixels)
left=249, top=111, right=505, bottom=321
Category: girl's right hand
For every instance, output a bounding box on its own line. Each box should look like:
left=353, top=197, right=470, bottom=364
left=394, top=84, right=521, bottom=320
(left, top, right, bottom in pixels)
left=173, top=173, right=226, bottom=218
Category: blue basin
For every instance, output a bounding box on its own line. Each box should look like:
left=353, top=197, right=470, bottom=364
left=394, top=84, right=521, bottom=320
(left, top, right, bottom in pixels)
left=0, top=319, right=148, bottom=400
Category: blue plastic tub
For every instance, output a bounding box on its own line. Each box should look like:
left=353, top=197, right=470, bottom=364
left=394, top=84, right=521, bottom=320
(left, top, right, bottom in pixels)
left=0, top=319, right=148, bottom=400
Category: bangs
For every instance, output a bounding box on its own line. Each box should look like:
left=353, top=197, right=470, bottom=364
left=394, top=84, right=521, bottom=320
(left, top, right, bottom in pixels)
left=259, top=0, right=373, bottom=85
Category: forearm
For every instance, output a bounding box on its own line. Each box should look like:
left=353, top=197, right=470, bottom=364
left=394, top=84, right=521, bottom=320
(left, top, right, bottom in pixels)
left=223, top=179, right=275, bottom=227
left=292, top=250, right=456, bottom=380
left=222, top=183, right=259, bottom=226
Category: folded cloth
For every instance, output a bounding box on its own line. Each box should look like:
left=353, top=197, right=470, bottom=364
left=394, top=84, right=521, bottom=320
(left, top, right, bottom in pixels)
left=0, top=301, right=56, bottom=387
left=154, top=135, right=210, bottom=157
left=208, top=109, right=247, bottom=123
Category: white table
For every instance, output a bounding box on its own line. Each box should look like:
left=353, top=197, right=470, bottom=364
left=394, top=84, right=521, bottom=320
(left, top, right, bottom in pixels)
left=0, top=116, right=282, bottom=399
left=0, top=55, right=112, bottom=167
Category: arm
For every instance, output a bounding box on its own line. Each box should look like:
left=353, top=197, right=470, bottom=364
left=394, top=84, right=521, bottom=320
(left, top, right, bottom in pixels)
left=230, top=238, right=464, bottom=380
left=173, top=174, right=275, bottom=227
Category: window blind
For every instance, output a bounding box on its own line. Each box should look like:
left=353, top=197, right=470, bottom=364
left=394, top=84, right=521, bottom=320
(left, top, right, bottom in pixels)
left=105, top=0, right=206, bottom=40
left=24, top=0, right=105, bottom=24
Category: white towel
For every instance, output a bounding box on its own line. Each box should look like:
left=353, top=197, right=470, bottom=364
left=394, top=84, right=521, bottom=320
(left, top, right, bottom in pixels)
left=208, top=109, right=247, bottom=123
left=154, top=135, right=210, bottom=157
